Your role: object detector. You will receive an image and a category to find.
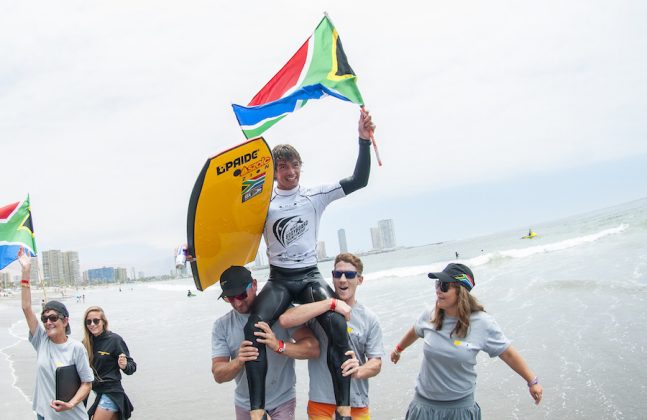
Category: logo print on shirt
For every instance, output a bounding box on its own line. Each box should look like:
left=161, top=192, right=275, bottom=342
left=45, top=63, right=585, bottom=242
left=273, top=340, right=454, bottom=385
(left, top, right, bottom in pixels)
left=273, top=216, right=309, bottom=247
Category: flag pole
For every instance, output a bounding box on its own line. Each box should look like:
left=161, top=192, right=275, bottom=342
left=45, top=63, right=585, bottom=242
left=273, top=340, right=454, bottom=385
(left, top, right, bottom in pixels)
left=361, top=106, right=382, bottom=166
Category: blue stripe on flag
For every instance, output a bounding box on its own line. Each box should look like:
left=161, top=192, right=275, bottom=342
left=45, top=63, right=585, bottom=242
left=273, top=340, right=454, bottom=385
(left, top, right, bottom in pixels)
left=233, top=83, right=352, bottom=127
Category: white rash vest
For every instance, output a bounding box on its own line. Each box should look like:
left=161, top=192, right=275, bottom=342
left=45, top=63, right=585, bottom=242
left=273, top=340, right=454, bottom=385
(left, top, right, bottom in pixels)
left=263, top=183, right=345, bottom=268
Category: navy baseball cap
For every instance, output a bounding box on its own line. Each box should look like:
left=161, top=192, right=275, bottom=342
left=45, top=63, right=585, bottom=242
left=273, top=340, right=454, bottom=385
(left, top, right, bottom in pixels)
left=428, top=263, right=475, bottom=291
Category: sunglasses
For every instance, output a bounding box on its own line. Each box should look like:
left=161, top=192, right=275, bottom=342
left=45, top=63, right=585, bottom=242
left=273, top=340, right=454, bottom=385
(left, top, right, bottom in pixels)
left=223, top=283, right=252, bottom=303
left=41, top=314, right=63, bottom=324
left=86, top=318, right=101, bottom=326
left=435, top=280, right=454, bottom=293
left=332, top=270, right=358, bottom=279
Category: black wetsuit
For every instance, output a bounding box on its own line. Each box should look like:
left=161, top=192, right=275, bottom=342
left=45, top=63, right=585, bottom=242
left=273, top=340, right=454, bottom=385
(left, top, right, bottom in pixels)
left=245, top=138, right=371, bottom=411
left=86, top=331, right=136, bottom=420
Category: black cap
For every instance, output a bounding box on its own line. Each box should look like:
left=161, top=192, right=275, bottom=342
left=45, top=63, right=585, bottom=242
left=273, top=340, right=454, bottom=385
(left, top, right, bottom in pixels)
left=219, top=266, right=253, bottom=299
left=42, top=300, right=71, bottom=334
left=428, top=263, right=476, bottom=291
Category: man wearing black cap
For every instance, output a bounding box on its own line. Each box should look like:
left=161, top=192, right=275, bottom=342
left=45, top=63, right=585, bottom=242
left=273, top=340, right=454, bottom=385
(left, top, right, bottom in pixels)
left=211, top=266, right=320, bottom=420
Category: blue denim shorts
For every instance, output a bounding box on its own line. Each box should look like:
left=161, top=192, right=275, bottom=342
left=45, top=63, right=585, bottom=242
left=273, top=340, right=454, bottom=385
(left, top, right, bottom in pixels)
left=98, top=394, right=119, bottom=412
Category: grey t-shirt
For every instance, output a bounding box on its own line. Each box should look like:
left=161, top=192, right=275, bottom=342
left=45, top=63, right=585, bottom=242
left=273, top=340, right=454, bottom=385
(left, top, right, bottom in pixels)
left=307, top=301, right=384, bottom=407
left=413, top=309, right=511, bottom=401
left=211, top=310, right=297, bottom=411
left=29, top=325, right=94, bottom=419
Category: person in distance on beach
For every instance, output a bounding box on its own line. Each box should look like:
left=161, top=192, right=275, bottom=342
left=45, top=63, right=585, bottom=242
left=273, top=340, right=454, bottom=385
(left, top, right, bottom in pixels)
left=82, top=306, right=137, bottom=420
left=17, top=246, right=94, bottom=420
left=243, top=110, right=375, bottom=420
left=212, top=266, right=320, bottom=420
left=390, top=263, right=543, bottom=419
left=278, top=252, right=384, bottom=420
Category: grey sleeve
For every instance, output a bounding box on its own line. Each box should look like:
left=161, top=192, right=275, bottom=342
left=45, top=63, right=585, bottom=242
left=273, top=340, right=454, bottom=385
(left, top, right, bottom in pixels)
left=75, top=344, right=95, bottom=383
left=414, top=309, right=431, bottom=338
left=365, top=315, right=385, bottom=359
left=211, top=320, right=233, bottom=359
left=483, top=317, right=511, bottom=358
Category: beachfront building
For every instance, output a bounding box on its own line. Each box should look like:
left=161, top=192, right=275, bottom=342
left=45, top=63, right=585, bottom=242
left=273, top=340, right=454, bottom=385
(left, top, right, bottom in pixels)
left=87, top=267, right=116, bottom=285
left=42, top=250, right=64, bottom=286
left=115, top=267, right=128, bottom=283
left=42, top=249, right=81, bottom=287
left=378, top=219, right=397, bottom=249
left=62, top=251, right=81, bottom=286
left=0, top=272, right=11, bottom=290
left=337, top=228, right=348, bottom=253
left=370, top=227, right=384, bottom=251
left=316, top=241, right=327, bottom=260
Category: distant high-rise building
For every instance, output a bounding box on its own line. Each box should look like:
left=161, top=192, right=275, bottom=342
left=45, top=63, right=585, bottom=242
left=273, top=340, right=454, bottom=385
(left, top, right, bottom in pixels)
left=63, top=251, right=81, bottom=286
left=370, top=227, right=383, bottom=251
left=42, top=250, right=81, bottom=287
left=337, top=229, right=348, bottom=253
left=0, top=272, right=11, bottom=289
left=30, top=256, right=40, bottom=283
left=378, top=219, right=396, bottom=249
left=316, top=241, right=327, bottom=260
left=87, top=267, right=116, bottom=284
left=254, top=251, right=265, bottom=268
left=42, top=250, right=64, bottom=286
left=115, top=267, right=128, bottom=283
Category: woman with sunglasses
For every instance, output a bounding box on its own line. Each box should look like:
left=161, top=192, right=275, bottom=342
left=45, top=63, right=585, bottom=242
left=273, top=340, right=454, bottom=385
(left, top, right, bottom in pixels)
left=390, top=263, right=543, bottom=419
left=17, top=247, right=94, bottom=420
left=241, top=110, right=375, bottom=420
left=82, top=306, right=137, bottom=420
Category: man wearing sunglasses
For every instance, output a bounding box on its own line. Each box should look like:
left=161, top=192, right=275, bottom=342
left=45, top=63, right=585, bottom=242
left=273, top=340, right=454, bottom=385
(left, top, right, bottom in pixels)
left=211, top=266, right=320, bottom=420
left=278, top=253, right=384, bottom=420
left=244, top=111, right=375, bottom=420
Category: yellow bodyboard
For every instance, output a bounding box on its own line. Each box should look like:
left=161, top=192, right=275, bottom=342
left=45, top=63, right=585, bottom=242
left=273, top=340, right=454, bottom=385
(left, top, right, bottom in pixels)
left=187, top=137, right=273, bottom=291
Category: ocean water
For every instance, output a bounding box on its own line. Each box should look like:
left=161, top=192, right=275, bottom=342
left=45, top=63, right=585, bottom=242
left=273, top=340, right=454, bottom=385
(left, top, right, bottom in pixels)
left=1, top=198, right=646, bottom=419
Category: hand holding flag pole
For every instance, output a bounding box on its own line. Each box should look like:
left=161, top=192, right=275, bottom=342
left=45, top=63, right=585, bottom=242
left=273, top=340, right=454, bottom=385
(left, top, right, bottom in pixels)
left=360, top=106, right=382, bottom=166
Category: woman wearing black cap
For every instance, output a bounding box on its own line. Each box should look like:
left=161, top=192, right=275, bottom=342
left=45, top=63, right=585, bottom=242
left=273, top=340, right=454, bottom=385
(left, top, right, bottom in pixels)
left=82, top=306, right=136, bottom=420
left=18, top=247, right=94, bottom=419
left=390, top=263, right=543, bottom=419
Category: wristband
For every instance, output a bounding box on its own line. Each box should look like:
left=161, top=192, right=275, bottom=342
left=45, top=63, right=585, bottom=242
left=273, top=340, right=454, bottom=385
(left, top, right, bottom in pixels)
left=528, top=376, right=539, bottom=387
left=396, top=344, right=404, bottom=353
left=330, top=299, right=336, bottom=312
left=275, top=340, right=285, bottom=354
left=21, top=279, right=30, bottom=284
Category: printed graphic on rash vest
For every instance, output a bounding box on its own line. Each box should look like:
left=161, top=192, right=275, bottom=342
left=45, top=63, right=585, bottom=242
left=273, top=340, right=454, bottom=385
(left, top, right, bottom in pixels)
left=272, top=216, right=309, bottom=248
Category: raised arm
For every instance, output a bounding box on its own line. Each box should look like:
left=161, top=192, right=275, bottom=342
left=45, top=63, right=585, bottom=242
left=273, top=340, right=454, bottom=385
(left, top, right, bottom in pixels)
left=339, top=110, right=374, bottom=195
left=278, top=298, right=352, bottom=329
left=499, top=345, right=543, bottom=405
left=18, top=247, right=39, bottom=335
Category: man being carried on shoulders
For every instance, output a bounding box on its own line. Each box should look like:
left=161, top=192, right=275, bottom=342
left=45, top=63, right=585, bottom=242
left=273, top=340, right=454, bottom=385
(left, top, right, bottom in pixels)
left=212, top=266, right=320, bottom=420
left=279, top=253, right=384, bottom=420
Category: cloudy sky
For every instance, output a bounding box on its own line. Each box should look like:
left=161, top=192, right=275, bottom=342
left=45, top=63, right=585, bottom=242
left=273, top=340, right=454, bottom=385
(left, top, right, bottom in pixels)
left=2, top=1, right=647, bottom=275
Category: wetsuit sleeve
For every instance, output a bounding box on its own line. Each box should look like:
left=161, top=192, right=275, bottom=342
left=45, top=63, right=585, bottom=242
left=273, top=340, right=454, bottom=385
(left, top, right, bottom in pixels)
left=118, top=337, right=137, bottom=375
left=339, top=138, right=371, bottom=195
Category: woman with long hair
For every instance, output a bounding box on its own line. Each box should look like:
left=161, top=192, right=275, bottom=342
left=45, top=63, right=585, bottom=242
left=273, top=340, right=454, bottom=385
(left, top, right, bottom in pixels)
left=82, top=306, right=136, bottom=420
left=391, top=263, right=543, bottom=419
left=17, top=247, right=93, bottom=419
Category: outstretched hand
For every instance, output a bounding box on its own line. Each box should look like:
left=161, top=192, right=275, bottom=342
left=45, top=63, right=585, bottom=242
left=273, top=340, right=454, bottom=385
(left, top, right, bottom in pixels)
left=529, top=383, right=543, bottom=405
left=358, top=109, right=375, bottom=140
left=17, top=246, right=31, bottom=272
